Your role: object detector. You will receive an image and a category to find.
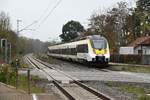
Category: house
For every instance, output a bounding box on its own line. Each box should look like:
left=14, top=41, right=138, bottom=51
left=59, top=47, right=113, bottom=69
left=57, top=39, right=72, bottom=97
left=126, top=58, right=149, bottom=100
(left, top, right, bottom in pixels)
left=120, top=36, right=150, bottom=55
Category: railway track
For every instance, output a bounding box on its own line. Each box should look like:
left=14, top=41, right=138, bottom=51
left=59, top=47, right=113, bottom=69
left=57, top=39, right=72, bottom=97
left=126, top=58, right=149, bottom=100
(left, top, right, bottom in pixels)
left=26, top=55, right=112, bottom=100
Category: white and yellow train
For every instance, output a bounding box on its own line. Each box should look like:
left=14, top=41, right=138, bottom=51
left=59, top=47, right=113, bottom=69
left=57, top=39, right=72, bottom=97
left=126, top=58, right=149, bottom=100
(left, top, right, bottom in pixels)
left=48, top=35, right=110, bottom=64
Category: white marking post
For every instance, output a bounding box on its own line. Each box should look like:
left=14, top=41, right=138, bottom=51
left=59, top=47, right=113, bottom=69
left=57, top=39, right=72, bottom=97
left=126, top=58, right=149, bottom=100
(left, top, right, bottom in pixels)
left=32, top=94, right=38, bottom=100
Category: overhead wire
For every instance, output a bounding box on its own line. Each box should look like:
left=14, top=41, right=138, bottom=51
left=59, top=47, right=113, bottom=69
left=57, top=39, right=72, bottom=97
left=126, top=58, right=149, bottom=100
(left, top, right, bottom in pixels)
left=19, top=20, right=38, bottom=32
left=18, top=0, right=55, bottom=32
left=36, top=0, right=62, bottom=29
left=37, top=0, right=57, bottom=22
left=21, top=0, right=62, bottom=32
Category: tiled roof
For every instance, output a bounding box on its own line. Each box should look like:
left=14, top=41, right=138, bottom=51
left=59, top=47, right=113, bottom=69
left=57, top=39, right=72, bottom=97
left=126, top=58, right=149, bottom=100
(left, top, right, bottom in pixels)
left=129, top=36, right=150, bottom=48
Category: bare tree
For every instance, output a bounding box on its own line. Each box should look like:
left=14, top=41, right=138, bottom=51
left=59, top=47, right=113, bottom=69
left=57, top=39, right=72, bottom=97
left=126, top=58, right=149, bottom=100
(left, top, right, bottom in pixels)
left=108, top=2, right=130, bottom=46
left=89, top=13, right=107, bottom=35
left=87, top=1, right=131, bottom=53
left=0, top=12, right=11, bottom=31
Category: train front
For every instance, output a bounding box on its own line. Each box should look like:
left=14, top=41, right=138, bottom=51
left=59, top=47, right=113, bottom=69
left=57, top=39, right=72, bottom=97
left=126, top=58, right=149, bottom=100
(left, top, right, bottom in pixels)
left=89, top=36, right=110, bottom=64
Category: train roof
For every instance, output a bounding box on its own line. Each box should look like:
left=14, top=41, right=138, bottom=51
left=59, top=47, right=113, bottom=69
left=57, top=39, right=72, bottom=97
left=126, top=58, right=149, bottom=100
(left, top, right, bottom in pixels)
left=49, top=35, right=106, bottom=47
left=86, top=35, right=106, bottom=40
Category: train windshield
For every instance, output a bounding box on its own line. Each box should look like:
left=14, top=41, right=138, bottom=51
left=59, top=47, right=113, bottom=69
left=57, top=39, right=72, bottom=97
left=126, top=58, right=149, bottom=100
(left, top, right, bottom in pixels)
left=92, top=39, right=107, bottom=49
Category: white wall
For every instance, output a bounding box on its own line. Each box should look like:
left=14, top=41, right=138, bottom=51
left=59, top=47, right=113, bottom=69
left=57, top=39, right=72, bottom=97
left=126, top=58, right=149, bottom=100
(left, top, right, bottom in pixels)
left=134, top=46, right=150, bottom=55
left=119, top=47, right=134, bottom=54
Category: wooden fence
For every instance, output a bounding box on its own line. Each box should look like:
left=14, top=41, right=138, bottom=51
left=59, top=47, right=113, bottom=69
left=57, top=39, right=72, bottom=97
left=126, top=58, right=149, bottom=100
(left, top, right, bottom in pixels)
left=110, top=54, right=150, bottom=65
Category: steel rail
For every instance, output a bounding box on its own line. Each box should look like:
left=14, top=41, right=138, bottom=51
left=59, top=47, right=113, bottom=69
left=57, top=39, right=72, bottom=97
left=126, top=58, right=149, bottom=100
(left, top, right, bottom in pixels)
left=27, top=56, right=112, bottom=100
left=26, top=57, right=76, bottom=100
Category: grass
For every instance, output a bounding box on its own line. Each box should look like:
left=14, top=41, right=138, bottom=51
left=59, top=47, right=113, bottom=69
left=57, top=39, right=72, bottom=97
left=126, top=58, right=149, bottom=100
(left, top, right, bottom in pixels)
left=16, top=75, right=45, bottom=93
left=36, top=54, right=56, bottom=64
left=120, top=84, right=145, bottom=94
left=7, top=74, right=45, bottom=93
left=21, top=63, right=28, bottom=68
left=109, top=65, right=150, bottom=73
left=0, top=63, right=45, bottom=93
left=105, top=81, right=150, bottom=100
left=138, top=95, right=150, bottom=100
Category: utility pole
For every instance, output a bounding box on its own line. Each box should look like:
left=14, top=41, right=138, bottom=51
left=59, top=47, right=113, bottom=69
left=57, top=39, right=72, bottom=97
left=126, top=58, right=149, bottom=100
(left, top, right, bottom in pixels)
left=4, top=40, right=7, bottom=63
left=1, top=39, right=8, bottom=63
left=15, top=58, right=20, bottom=89
left=27, top=69, right=31, bottom=94
left=17, top=19, right=22, bottom=35
left=7, top=43, right=11, bottom=63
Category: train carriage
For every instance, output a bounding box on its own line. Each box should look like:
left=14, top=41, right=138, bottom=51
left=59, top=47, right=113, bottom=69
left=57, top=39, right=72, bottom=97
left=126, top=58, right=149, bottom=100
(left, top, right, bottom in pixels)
left=48, top=35, right=110, bottom=64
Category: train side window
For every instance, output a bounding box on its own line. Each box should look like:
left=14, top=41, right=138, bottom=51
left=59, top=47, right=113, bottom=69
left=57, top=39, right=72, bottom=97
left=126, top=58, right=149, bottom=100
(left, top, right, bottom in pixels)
left=70, top=48, right=77, bottom=55
left=77, top=44, right=88, bottom=53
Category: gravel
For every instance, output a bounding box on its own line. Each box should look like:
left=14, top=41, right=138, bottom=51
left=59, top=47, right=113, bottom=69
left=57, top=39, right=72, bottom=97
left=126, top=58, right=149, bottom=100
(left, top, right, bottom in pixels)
left=26, top=56, right=150, bottom=100
left=32, top=79, right=66, bottom=100
left=83, top=81, right=137, bottom=100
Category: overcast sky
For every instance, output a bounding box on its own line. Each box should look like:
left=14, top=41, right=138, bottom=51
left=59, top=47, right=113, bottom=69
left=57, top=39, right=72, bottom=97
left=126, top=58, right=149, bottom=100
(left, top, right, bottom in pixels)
left=0, top=0, right=136, bottom=42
